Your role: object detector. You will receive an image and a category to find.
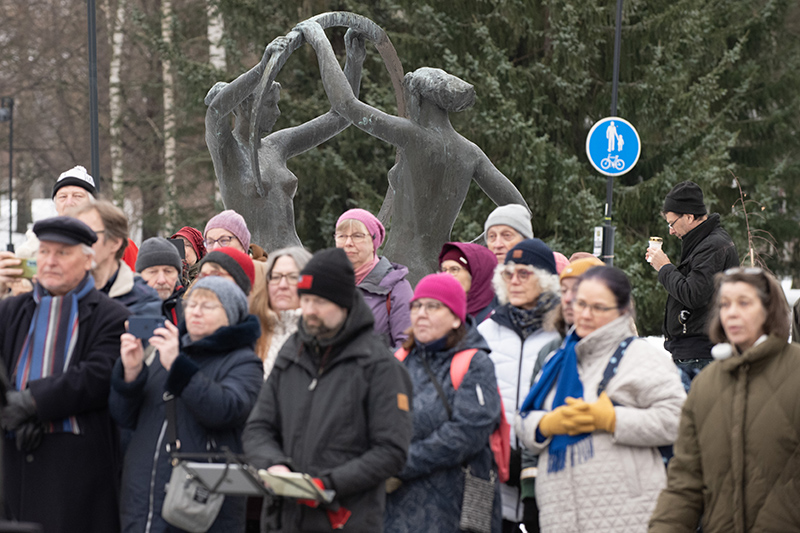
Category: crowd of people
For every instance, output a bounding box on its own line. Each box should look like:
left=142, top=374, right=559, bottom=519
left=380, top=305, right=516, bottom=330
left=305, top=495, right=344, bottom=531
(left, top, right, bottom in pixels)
left=0, top=167, right=798, bottom=533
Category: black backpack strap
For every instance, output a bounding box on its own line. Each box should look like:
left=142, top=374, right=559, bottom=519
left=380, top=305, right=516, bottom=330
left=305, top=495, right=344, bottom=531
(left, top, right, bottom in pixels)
left=419, top=355, right=452, bottom=419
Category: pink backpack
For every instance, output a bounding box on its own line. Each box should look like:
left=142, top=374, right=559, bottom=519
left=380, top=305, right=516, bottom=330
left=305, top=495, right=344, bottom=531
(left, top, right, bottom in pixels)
left=394, top=347, right=511, bottom=483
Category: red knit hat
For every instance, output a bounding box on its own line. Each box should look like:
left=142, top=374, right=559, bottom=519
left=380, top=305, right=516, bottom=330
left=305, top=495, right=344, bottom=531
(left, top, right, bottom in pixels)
left=199, top=247, right=255, bottom=295
left=412, top=273, right=467, bottom=323
left=172, top=226, right=206, bottom=260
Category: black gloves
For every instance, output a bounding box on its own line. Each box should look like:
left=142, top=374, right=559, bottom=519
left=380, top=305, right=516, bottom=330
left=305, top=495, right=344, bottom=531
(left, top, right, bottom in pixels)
left=1, top=390, right=44, bottom=452
left=1, top=389, right=37, bottom=431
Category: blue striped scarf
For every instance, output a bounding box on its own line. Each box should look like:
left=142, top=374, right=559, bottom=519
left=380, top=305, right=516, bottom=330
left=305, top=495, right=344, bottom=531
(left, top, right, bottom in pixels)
left=14, top=274, right=95, bottom=434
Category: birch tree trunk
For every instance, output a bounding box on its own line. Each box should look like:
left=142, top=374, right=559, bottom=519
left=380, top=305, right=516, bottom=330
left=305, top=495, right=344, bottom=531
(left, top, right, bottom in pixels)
left=161, top=0, right=177, bottom=229
left=207, top=0, right=226, bottom=207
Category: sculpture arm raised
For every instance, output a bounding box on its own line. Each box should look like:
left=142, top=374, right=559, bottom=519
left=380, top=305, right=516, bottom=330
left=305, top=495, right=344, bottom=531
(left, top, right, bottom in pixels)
left=296, top=21, right=413, bottom=147
left=472, top=149, right=530, bottom=213
left=271, top=29, right=368, bottom=159
left=204, top=40, right=280, bottom=138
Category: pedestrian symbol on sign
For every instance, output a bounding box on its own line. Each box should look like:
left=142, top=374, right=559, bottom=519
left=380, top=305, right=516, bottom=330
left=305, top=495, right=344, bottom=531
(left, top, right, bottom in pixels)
left=586, top=117, right=641, bottom=177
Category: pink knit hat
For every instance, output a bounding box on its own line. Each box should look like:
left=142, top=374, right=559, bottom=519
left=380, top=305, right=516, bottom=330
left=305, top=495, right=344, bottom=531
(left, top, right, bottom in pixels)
left=204, top=210, right=251, bottom=251
left=412, top=273, right=467, bottom=323
left=553, top=252, right=570, bottom=274
left=336, top=208, right=386, bottom=253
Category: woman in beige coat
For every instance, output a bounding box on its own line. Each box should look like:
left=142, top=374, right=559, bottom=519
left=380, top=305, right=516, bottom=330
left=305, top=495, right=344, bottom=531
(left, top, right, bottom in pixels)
left=515, top=266, right=685, bottom=532
left=649, top=267, right=800, bottom=532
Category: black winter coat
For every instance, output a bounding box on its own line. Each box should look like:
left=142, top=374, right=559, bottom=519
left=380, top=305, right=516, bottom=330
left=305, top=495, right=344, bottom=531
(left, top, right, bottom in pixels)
left=0, top=286, right=129, bottom=533
left=659, top=213, right=738, bottom=359
left=109, top=314, right=263, bottom=533
left=243, top=290, right=413, bottom=533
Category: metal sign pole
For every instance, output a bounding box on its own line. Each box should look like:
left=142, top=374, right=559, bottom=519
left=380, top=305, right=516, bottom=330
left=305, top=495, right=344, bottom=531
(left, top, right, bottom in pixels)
left=602, top=0, right=624, bottom=266
left=87, top=0, right=101, bottom=190
left=0, top=97, right=13, bottom=252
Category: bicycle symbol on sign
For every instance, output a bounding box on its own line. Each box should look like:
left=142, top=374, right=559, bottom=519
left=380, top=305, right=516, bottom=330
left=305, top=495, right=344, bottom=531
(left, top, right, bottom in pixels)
left=600, top=154, right=625, bottom=171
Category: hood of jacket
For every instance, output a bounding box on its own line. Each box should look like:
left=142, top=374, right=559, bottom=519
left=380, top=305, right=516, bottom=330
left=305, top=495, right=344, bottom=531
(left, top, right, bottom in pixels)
left=358, top=256, right=410, bottom=296
left=438, top=242, right=497, bottom=316
left=180, top=313, right=261, bottom=357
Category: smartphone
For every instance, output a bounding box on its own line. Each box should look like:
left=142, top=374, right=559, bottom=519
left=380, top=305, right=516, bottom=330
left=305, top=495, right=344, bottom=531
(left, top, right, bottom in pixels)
left=168, top=238, right=185, bottom=260
left=18, top=259, right=37, bottom=279
left=128, top=315, right=167, bottom=339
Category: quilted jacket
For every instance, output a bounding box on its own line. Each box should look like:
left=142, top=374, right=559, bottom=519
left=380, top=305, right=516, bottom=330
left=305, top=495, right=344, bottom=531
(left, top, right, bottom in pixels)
left=519, top=315, right=685, bottom=532
left=649, top=335, right=800, bottom=532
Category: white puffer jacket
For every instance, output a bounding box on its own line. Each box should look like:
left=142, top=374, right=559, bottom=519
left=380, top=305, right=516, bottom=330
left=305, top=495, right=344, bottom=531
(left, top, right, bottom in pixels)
left=517, top=315, right=686, bottom=533
left=478, top=310, right=561, bottom=522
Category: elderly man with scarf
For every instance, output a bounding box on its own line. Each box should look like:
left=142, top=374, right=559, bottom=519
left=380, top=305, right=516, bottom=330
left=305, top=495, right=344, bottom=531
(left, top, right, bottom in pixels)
left=0, top=216, right=129, bottom=533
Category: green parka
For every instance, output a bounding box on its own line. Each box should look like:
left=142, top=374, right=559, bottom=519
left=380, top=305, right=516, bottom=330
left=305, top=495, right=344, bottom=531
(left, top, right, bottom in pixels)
left=649, top=335, right=800, bottom=532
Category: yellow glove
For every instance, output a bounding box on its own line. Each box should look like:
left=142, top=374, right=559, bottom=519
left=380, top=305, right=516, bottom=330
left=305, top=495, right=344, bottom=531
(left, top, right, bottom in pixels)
left=538, top=400, right=596, bottom=437
left=566, top=392, right=616, bottom=433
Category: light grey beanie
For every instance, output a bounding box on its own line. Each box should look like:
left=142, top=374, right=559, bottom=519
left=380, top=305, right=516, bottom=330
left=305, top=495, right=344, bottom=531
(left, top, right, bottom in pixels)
left=189, top=276, right=249, bottom=325
left=484, top=204, right=533, bottom=239
left=136, top=237, right=183, bottom=274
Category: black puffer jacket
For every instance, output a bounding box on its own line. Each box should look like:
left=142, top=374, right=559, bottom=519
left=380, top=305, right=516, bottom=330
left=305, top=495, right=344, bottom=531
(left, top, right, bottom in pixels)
left=109, top=315, right=263, bottom=533
left=658, top=213, right=738, bottom=359
left=243, top=290, right=413, bottom=533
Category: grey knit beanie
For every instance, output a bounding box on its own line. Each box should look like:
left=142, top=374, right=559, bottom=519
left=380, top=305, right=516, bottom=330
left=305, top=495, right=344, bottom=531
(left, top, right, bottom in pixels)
left=188, top=276, right=249, bottom=325
left=484, top=204, right=533, bottom=239
left=135, top=237, right=183, bottom=274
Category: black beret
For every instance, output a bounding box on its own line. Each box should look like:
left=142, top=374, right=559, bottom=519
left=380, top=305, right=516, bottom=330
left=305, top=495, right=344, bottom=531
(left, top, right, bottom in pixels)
left=33, top=216, right=97, bottom=247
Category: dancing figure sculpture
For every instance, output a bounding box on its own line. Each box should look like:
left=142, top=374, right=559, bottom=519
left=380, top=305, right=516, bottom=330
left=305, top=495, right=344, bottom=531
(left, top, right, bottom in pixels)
left=297, top=20, right=529, bottom=282
left=204, top=32, right=365, bottom=251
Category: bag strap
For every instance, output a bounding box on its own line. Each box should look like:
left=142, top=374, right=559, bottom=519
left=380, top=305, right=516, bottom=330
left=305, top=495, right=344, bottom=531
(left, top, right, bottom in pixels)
left=597, top=336, right=637, bottom=396
left=449, top=349, right=478, bottom=390
left=418, top=356, right=453, bottom=419
left=164, top=391, right=180, bottom=452
left=385, top=289, right=393, bottom=316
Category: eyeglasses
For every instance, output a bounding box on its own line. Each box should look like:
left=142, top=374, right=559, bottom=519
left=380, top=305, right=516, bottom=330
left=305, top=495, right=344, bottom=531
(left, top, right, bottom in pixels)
left=333, top=232, right=369, bottom=244
left=500, top=267, right=536, bottom=283
left=441, top=265, right=466, bottom=276
left=204, top=236, right=237, bottom=248
left=268, top=272, right=300, bottom=285
left=185, top=301, right=222, bottom=312
left=410, top=301, right=445, bottom=313
left=573, top=300, right=618, bottom=315
left=666, top=214, right=684, bottom=230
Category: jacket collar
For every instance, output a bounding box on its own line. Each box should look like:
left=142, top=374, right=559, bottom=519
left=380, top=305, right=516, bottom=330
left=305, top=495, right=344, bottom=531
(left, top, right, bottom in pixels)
left=680, top=213, right=720, bottom=262
left=718, top=334, right=787, bottom=373
left=180, top=314, right=261, bottom=356
left=575, top=313, right=637, bottom=364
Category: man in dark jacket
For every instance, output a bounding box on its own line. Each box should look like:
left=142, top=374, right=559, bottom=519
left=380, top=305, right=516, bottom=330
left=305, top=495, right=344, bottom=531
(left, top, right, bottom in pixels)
left=244, top=247, right=413, bottom=532
left=0, top=216, right=129, bottom=532
left=646, top=181, right=739, bottom=384
left=136, top=236, right=186, bottom=325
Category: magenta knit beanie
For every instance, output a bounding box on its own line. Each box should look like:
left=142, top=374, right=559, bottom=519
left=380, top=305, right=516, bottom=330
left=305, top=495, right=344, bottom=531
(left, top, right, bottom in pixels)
left=204, top=210, right=251, bottom=251
left=412, top=273, right=467, bottom=323
left=336, top=208, right=386, bottom=253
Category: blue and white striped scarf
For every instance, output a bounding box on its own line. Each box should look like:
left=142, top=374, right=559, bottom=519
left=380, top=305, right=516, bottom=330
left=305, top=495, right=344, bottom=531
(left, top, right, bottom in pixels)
left=14, top=274, right=95, bottom=434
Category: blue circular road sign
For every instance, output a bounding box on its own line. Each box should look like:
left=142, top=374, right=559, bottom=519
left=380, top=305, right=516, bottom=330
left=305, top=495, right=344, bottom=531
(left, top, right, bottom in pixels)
left=585, top=116, right=641, bottom=176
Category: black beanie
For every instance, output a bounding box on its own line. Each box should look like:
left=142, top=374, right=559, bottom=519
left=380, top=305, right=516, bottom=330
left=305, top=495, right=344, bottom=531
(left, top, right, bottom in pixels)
left=297, top=248, right=356, bottom=310
left=662, top=181, right=707, bottom=216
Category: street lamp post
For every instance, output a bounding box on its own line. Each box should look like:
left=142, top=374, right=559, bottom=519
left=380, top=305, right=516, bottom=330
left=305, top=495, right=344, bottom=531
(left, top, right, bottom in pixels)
left=0, top=97, right=13, bottom=253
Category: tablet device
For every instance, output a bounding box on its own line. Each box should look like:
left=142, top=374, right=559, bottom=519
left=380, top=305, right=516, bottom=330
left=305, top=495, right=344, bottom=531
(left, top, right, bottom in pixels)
left=258, top=470, right=335, bottom=503
left=182, top=463, right=266, bottom=496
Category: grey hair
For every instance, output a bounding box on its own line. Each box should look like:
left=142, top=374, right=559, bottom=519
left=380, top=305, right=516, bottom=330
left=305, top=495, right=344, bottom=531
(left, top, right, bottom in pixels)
left=81, top=244, right=96, bottom=258
left=491, top=262, right=560, bottom=305
left=265, top=246, right=313, bottom=278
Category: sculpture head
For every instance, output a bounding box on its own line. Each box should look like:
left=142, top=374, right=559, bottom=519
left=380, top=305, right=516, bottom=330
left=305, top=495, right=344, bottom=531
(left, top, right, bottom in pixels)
left=205, top=80, right=282, bottom=135
left=403, top=67, right=475, bottom=121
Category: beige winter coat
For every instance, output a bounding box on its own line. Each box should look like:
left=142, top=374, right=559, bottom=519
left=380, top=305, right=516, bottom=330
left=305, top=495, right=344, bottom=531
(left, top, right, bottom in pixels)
left=520, top=314, right=686, bottom=533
